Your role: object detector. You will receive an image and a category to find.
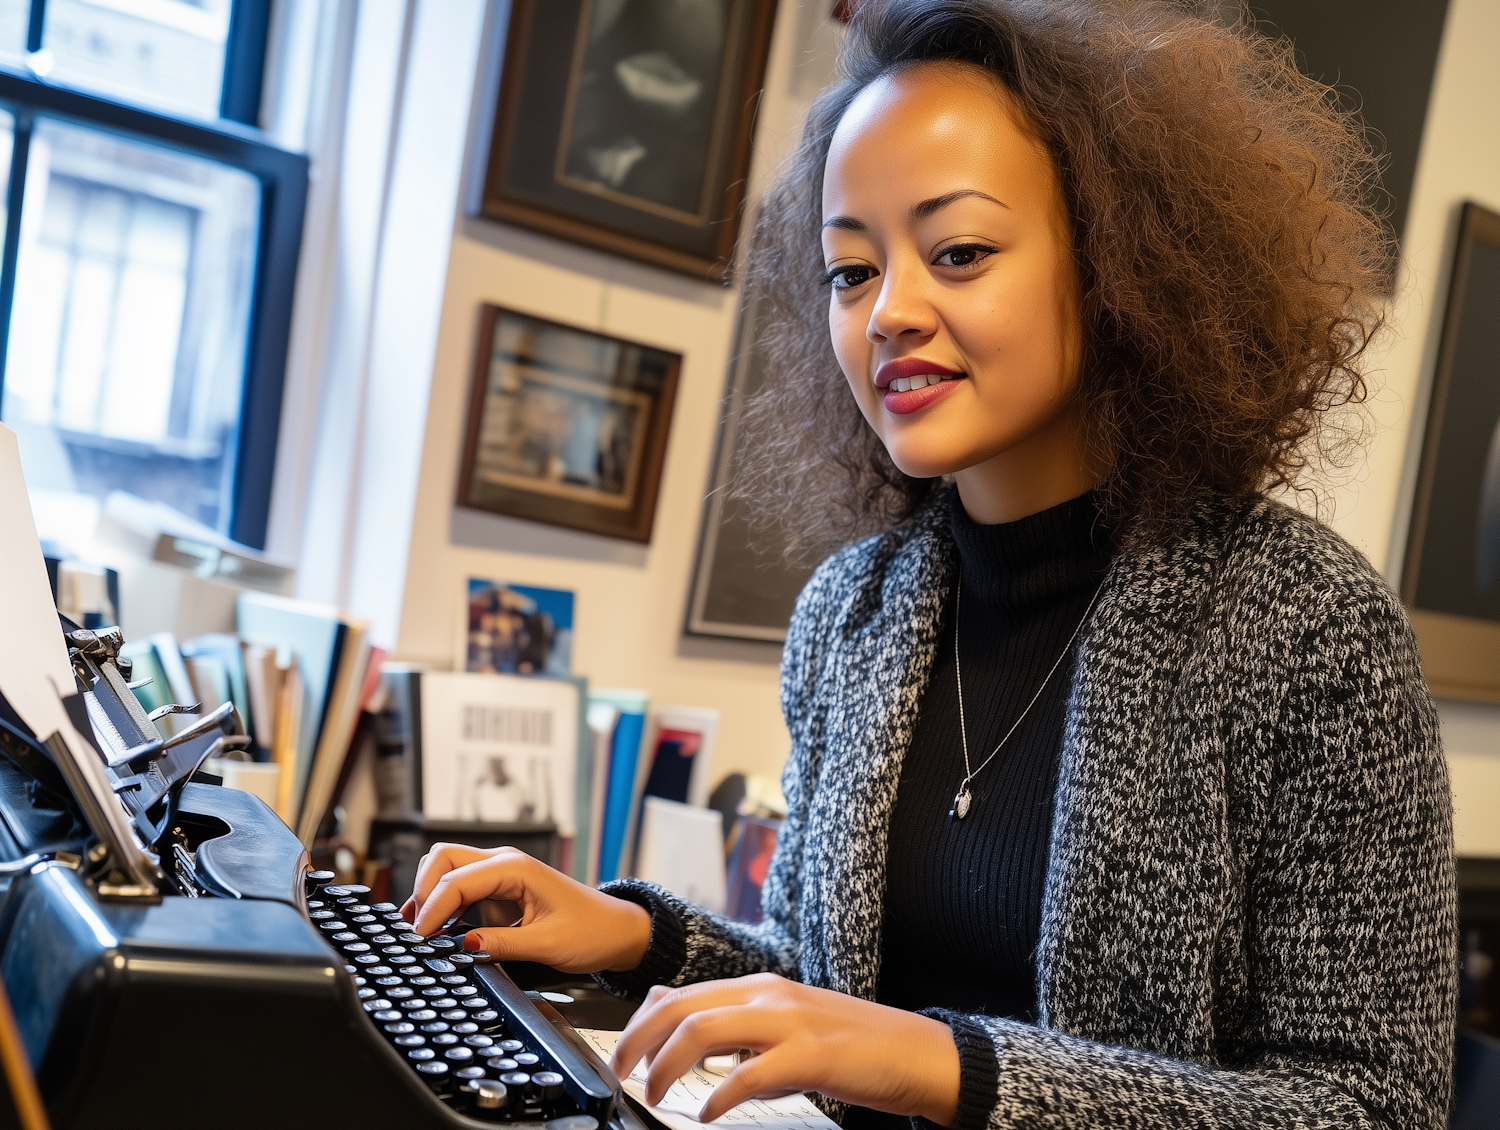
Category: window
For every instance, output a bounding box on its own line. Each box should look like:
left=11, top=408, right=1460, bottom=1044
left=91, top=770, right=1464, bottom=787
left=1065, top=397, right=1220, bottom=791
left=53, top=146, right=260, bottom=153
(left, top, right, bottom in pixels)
left=0, top=0, right=305, bottom=549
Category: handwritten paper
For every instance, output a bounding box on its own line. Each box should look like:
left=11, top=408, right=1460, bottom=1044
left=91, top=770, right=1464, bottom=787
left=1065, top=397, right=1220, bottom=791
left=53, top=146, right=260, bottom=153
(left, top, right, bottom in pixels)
left=576, top=1028, right=840, bottom=1130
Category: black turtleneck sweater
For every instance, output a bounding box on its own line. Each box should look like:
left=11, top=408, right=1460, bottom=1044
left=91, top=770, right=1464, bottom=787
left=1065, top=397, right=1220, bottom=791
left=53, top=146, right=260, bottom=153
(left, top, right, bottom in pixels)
left=847, top=492, right=1112, bottom=1130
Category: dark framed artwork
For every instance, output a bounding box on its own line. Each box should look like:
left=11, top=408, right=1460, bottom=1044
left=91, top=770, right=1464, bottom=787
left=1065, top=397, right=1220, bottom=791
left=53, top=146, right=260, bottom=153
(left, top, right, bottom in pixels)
left=480, top=0, right=780, bottom=280
left=1401, top=203, right=1500, bottom=701
left=457, top=305, right=680, bottom=543
left=686, top=288, right=814, bottom=642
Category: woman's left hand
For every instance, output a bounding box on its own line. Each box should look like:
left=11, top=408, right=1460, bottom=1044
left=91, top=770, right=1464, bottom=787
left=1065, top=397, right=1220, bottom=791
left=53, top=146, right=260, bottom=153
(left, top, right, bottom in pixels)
left=610, top=973, right=960, bottom=1125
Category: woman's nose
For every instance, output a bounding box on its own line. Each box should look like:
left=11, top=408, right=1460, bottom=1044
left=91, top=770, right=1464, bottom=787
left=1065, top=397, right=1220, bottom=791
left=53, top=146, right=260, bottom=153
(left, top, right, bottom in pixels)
left=867, top=265, right=937, bottom=344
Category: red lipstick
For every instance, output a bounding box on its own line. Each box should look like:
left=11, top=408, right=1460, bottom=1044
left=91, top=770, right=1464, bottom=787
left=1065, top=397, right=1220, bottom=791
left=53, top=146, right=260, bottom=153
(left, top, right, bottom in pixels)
left=874, top=358, right=964, bottom=415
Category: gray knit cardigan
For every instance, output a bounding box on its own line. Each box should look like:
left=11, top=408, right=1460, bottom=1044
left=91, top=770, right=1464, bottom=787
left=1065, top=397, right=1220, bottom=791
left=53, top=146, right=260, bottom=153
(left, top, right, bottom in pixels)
left=599, top=489, right=1457, bottom=1129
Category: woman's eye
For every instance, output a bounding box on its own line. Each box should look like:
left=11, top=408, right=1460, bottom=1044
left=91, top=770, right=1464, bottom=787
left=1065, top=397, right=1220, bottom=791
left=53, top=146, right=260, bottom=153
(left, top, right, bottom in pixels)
left=933, top=243, right=995, bottom=269
left=822, top=264, right=876, bottom=290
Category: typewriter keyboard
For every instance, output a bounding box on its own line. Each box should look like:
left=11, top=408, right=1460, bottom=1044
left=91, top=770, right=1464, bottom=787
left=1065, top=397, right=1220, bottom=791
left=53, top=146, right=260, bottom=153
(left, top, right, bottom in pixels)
left=307, top=874, right=613, bottom=1128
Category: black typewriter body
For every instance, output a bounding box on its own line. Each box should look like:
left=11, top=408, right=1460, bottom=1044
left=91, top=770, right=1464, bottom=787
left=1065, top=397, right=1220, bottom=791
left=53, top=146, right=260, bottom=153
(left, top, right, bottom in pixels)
left=0, top=627, right=636, bottom=1130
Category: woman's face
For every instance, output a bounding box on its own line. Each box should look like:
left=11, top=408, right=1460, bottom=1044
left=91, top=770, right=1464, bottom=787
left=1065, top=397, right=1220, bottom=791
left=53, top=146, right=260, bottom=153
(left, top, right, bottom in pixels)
left=821, top=64, right=1090, bottom=518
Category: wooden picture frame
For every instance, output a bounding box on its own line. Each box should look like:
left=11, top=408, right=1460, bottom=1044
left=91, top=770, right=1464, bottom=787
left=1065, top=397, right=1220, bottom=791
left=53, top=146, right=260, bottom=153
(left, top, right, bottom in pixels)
left=457, top=305, right=680, bottom=543
left=479, top=0, right=779, bottom=280
left=1401, top=202, right=1500, bottom=700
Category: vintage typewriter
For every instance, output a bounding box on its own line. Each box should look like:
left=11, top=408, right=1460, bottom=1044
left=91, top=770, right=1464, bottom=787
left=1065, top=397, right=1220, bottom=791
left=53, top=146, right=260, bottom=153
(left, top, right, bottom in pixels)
left=0, top=621, right=642, bottom=1130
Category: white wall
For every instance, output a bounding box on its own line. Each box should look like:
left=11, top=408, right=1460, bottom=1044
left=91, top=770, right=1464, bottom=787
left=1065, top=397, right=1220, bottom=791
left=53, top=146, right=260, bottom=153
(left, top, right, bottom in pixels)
left=1318, top=0, right=1500, bottom=856
left=388, top=1, right=844, bottom=782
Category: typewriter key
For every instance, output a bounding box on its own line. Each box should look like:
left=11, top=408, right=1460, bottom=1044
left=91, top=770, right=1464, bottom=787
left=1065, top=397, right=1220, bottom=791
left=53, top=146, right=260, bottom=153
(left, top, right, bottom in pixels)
left=421, top=987, right=448, bottom=997
left=322, top=923, right=351, bottom=934
left=391, top=955, right=416, bottom=966
left=384, top=1022, right=415, bottom=1034
left=409, top=1009, right=438, bottom=1021
left=456, top=1066, right=486, bottom=1081
left=330, top=934, right=357, bottom=945
left=343, top=884, right=372, bottom=895
left=309, top=909, right=334, bottom=920
left=432, top=1033, right=459, bottom=1046
left=544, top=1117, right=597, bottom=1130
left=513, top=1052, right=540, bottom=1067
left=487, top=1057, right=518, bottom=1072
left=452, top=986, right=478, bottom=997
left=441, top=1010, right=468, bottom=1020
left=344, top=964, right=357, bottom=974
left=400, top=999, right=430, bottom=1011
left=411, top=975, right=437, bottom=986
left=424, top=958, right=456, bottom=973
left=363, top=999, right=393, bottom=1011
left=449, top=954, right=475, bottom=966
left=533, top=1072, right=564, bottom=1101
left=353, top=976, right=367, bottom=986
left=420, top=1021, right=449, bottom=1033
left=453, top=1022, right=479, bottom=1034
left=475, top=1081, right=509, bottom=1110
left=371, top=902, right=399, bottom=912
left=498, top=1071, right=531, bottom=1091
left=352, top=913, right=377, bottom=923
left=463, top=1035, right=494, bottom=1048
left=471, top=1010, right=501, bottom=1024
left=411, top=945, right=436, bottom=956
left=322, top=884, right=352, bottom=897
left=376, top=976, right=402, bottom=987
left=444, top=1047, right=474, bottom=1062
left=429, top=997, right=458, bottom=1009
left=358, top=924, right=384, bottom=935
left=381, top=944, right=406, bottom=954
left=470, top=952, right=494, bottom=964
left=399, top=933, right=424, bottom=944
left=408, top=1048, right=436, bottom=1061
left=355, top=954, right=381, bottom=965
left=358, top=988, right=376, bottom=999
left=427, top=936, right=457, bottom=950
left=369, top=967, right=394, bottom=977
left=342, top=942, right=370, bottom=953
left=497, top=1040, right=524, bottom=1054
left=336, top=897, right=360, bottom=906
left=373, top=1009, right=402, bottom=1021
left=441, top=974, right=466, bottom=985
left=307, top=870, right=336, bottom=888
left=387, top=987, right=414, bottom=999
left=395, top=1034, right=426, bottom=1047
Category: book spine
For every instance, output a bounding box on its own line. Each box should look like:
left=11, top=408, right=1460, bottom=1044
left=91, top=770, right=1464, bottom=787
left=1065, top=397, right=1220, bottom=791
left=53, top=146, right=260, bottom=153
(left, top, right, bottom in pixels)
left=596, top=711, right=646, bottom=883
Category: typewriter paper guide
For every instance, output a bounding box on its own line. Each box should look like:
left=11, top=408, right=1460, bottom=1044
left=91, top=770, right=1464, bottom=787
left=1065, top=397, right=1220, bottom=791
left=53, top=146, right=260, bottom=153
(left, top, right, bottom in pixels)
left=0, top=423, right=78, bottom=739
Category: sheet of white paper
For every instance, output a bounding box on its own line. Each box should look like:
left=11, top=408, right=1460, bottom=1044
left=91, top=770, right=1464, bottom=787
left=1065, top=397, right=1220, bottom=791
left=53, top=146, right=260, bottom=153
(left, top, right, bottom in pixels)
left=576, top=1028, right=840, bottom=1130
left=419, top=672, right=578, bottom=834
left=0, top=425, right=77, bottom=739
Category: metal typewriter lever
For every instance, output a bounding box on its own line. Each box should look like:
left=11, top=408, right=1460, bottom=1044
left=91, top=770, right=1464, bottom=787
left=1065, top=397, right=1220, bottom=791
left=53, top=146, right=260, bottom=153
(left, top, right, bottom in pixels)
left=0, top=851, right=82, bottom=876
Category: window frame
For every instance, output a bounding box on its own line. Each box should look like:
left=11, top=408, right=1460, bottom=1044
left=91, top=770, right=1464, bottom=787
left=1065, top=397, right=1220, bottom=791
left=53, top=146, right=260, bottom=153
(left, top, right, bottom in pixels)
left=0, top=0, right=307, bottom=550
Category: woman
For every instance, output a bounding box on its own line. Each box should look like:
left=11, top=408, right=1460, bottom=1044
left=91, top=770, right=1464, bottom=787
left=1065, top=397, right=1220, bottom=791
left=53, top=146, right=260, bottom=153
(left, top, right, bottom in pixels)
left=406, top=2, right=1457, bottom=1126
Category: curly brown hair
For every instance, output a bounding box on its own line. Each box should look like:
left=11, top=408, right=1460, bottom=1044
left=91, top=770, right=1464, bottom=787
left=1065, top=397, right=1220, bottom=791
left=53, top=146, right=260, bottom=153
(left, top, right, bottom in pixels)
left=733, top=0, right=1389, bottom=557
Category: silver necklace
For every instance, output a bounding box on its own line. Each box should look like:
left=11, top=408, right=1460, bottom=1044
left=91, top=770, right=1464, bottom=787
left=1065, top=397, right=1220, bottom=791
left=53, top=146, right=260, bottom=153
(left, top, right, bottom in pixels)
left=949, top=579, right=1102, bottom=820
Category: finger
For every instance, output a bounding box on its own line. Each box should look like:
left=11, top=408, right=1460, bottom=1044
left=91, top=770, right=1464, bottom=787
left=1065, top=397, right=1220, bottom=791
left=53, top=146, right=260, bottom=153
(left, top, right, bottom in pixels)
left=460, top=924, right=549, bottom=963
left=699, top=1053, right=800, bottom=1123
left=641, top=1006, right=765, bottom=1107
left=409, top=843, right=491, bottom=916
left=412, top=853, right=536, bottom=935
left=610, top=983, right=749, bottom=1091
left=398, top=896, right=417, bottom=924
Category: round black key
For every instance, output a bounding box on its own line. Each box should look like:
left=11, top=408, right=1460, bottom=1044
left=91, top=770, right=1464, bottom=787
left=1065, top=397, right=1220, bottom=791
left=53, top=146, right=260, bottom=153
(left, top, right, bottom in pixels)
left=376, top=975, right=403, bottom=986
left=424, top=958, right=456, bottom=974
left=408, top=1009, right=438, bottom=1021
left=452, top=986, right=477, bottom=997
left=387, top=987, right=414, bottom=999
left=336, top=896, right=359, bottom=906
left=344, top=964, right=357, bottom=974
left=453, top=1022, right=479, bottom=1035
left=399, top=933, right=424, bottom=944
left=420, top=1021, right=449, bottom=1033
left=370, top=901, right=399, bottom=912
left=410, top=945, right=436, bottom=956
left=534, top=1072, right=565, bottom=1100
left=353, top=976, right=367, bottom=987
left=408, top=1048, right=435, bottom=1061
left=343, top=884, right=372, bottom=896
left=381, top=944, right=407, bottom=954
left=513, top=1052, right=539, bottom=1067
left=309, top=909, right=334, bottom=920
left=399, top=966, right=425, bottom=979
left=431, top=1033, right=459, bottom=1046
left=470, top=952, right=494, bottom=964
left=487, top=1057, right=518, bottom=1071
left=444, top=1047, right=474, bottom=1063
left=342, top=942, right=370, bottom=954
left=306, top=898, right=326, bottom=909
left=369, top=968, right=394, bottom=978
left=390, top=955, right=416, bottom=966
left=394, top=1034, right=425, bottom=1047
left=330, top=933, right=357, bottom=944
left=384, top=1021, right=415, bottom=1034
left=439, top=974, right=465, bottom=985
left=470, top=1010, right=500, bottom=1024
left=400, top=999, right=431, bottom=1011
left=358, top=923, right=384, bottom=934
left=357, top=987, right=376, bottom=999
left=464, top=1035, right=494, bottom=1048
left=321, top=923, right=350, bottom=933
left=441, top=1010, right=467, bottom=1021
left=415, top=1060, right=447, bottom=1076
left=448, top=954, right=475, bottom=967
left=421, top=987, right=447, bottom=998
left=362, top=999, right=392, bottom=1012
left=355, top=955, right=380, bottom=965
left=373, top=1009, right=401, bottom=1021
left=369, top=935, right=396, bottom=945
left=427, top=936, right=457, bottom=951
left=322, top=884, right=352, bottom=897
left=497, top=1040, right=524, bottom=1055
left=455, top=1066, right=486, bottom=1081
left=381, top=911, right=405, bottom=921
left=499, top=1071, right=530, bottom=1089
left=411, top=976, right=437, bottom=987
left=429, top=998, right=458, bottom=1009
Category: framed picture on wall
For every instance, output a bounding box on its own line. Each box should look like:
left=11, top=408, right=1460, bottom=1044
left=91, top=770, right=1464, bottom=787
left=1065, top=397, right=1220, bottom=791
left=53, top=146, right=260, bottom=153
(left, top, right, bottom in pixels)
left=478, top=0, right=779, bottom=280
left=457, top=305, right=680, bottom=543
left=1401, top=202, right=1500, bottom=700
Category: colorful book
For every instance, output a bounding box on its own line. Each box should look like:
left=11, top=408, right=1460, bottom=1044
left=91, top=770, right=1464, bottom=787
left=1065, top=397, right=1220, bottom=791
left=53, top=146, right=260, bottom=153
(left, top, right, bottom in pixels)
left=590, top=689, right=649, bottom=884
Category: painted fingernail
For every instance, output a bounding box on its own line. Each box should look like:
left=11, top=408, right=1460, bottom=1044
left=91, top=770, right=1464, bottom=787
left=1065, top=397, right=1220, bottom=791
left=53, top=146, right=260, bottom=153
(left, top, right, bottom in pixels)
left=463, top=931, right=482, bottom=950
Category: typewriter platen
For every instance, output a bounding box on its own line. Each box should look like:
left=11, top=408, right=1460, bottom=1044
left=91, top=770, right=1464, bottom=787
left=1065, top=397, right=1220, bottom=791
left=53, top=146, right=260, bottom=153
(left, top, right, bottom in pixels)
left=0, top=623, right=641, bottom=1130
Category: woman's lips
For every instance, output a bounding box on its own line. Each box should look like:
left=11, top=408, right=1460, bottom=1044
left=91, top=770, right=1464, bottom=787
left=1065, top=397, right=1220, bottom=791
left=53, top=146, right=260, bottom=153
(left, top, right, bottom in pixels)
left=882, top=377, right=963, bottom=415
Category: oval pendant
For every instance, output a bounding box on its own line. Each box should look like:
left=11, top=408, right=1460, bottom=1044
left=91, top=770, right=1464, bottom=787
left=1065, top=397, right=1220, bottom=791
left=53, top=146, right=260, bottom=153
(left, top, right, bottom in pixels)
left=951, top=787, right=972, bottom=820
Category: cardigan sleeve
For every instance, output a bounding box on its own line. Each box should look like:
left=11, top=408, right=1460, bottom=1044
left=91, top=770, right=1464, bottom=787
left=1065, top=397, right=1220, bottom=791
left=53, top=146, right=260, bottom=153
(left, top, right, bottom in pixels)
left=944, top=583, right=1457, bottom=1129
left=591, top=550, right=850, bottom=999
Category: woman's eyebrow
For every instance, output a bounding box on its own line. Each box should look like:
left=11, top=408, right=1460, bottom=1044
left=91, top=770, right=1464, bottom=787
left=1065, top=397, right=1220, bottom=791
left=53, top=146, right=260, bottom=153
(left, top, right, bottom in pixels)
left=911, top=189, right=1008, bottom=218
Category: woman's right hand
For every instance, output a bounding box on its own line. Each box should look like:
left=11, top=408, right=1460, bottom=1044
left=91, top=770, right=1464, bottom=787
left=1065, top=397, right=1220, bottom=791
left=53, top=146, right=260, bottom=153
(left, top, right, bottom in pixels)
left=399, top=844, right=652, bottom=973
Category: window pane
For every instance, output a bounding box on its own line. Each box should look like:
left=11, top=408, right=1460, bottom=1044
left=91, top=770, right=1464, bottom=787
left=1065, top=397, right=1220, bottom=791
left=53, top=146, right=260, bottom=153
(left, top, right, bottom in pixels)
left=3, top=118, right=260, bottom=534
left=0, top=0, right=27, bottom=65
left=41, top=0, right=234, bottom=120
